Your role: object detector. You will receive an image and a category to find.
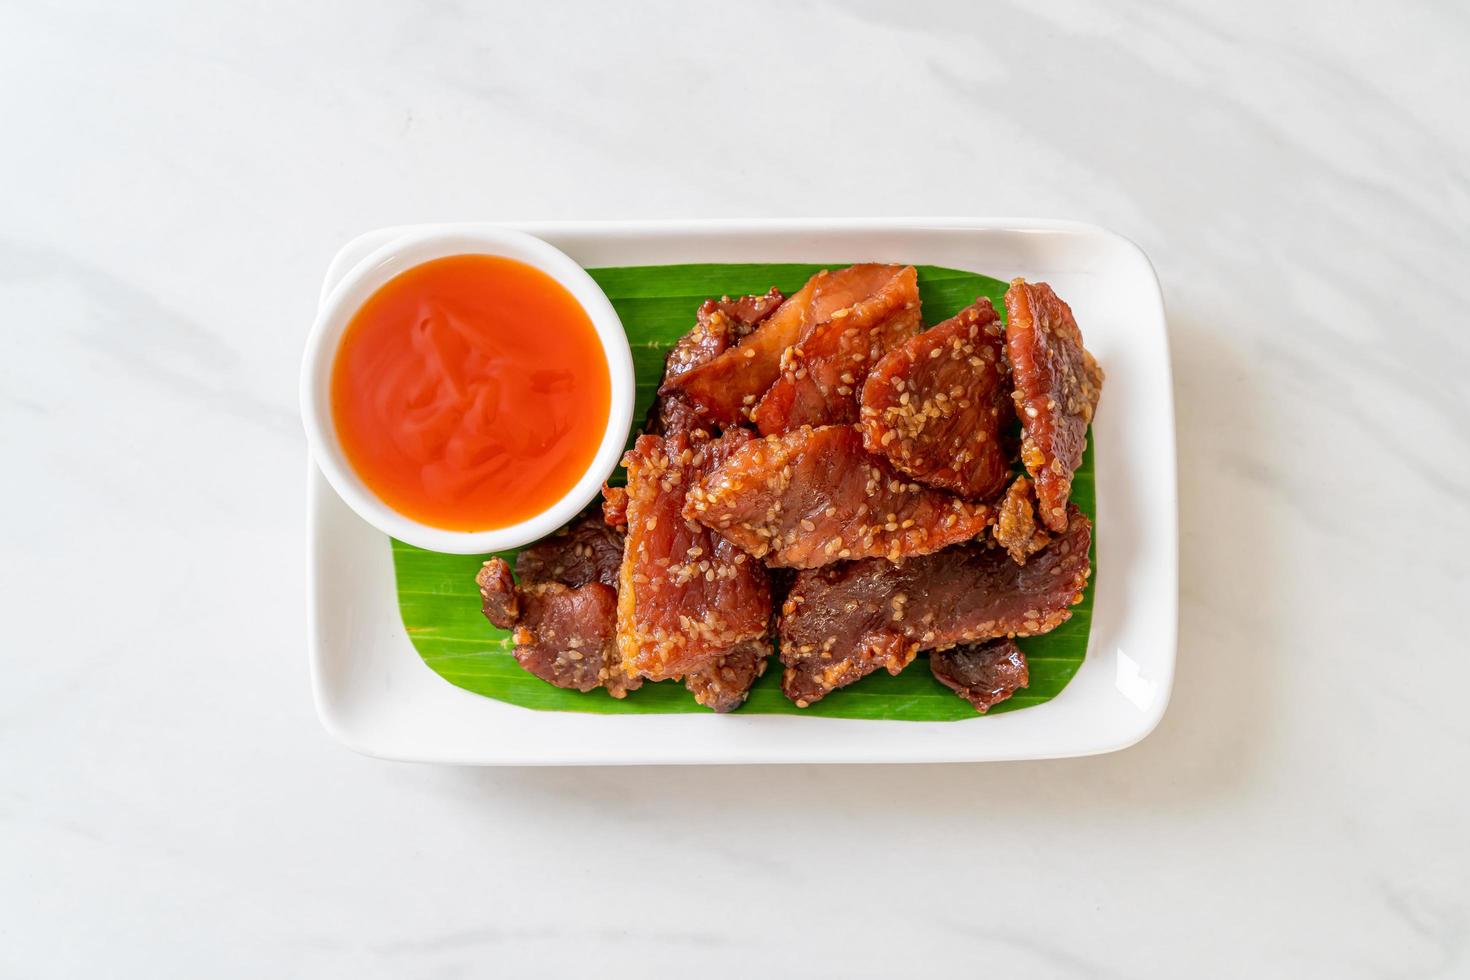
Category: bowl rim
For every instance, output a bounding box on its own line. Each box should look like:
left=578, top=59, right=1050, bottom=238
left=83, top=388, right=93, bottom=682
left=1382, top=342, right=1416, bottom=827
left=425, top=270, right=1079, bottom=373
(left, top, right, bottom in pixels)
left=298, top=226, right=635, bottom=554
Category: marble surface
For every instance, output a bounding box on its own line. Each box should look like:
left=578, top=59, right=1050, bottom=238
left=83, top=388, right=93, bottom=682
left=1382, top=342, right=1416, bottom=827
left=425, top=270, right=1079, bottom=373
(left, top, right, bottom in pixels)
left=3, top=1, right=1467, bottom=976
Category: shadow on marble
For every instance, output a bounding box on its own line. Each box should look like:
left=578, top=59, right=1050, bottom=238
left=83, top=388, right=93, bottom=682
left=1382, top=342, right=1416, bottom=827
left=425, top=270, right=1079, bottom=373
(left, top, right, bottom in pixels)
left=414, top=312, right=1281, bottom=821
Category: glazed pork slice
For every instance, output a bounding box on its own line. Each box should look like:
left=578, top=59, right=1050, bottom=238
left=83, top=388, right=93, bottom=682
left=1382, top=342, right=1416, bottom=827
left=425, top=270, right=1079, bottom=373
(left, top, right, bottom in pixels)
left=991, top=475, right=1050, bottom=565
left=659, top=276, right=821, bottom=427
left=778, top=505, right=1091, bottom=706
left=683, top=638, right=770, bottom=713
left=751, top=264, right=921, bottom=435
left=604, top=469, right=773, bottom=711
left=686, top=424, right=993, bottom=569
left=476, top=508, right=641, bottom=697
left=479, top=503, right=768, bottom=709
left=930, top=638, right=1029, bottom=713
left=651, top=288, right=784, bottom=436
left=477, top=561, right=637, bottom=697
left=602, top=484, right=628, bottom=528
left=515, top=508, right=625, bottom=587
left=616, top=429, right=772, bottom=681
left=664, top=264, right=919, bottom=428
left=859, top=298, right=1014, bottom=501
left=1005, top=279, right=1103, bottom=532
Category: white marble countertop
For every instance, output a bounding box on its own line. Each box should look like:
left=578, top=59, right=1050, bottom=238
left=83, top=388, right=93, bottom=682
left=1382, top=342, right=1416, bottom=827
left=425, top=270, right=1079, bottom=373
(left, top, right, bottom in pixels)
left=4, top=1, right=1467, bottom=976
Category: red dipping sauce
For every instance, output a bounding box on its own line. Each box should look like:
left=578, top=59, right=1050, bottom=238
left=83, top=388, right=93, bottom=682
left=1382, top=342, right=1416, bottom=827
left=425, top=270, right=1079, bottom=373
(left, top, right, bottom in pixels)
left=330, top=254, right=611, bottom=532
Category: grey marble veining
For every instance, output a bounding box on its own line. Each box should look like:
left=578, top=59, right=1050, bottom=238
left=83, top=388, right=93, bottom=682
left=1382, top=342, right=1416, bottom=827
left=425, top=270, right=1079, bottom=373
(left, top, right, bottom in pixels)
left=1, top=1, right=1467, bottom=977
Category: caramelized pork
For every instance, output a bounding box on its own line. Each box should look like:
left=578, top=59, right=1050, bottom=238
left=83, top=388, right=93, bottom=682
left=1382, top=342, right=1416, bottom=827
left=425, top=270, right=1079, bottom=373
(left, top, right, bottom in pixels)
left=652, top=288, right=784, bottom=436
left=930, top=639, right=1029, bottom=713
left=659, top=278, right=820, bottom=426
left=616, top=430, right=772, bottom=681
left=687, top=424, right=992, bottom=568
left=476, top=511, right=637, bottom=702
left=477, top=563, right=636, bottom=696
left=475, top=509, right=642, bottom=697
left=859, top=298, right=1014, bottom=500
left=515, top=511, right=624, bottom=587
left=601, top=484, right=628, bottom=528
left=1005, top=280, right=1103, bottom=532
left=991, top=475, right=1050, bottom=565
left=683, top=638, right=770, bottom=713
left=778, top=506, right=1091, bottom=705
left=751, top=264, right=921, bottom=434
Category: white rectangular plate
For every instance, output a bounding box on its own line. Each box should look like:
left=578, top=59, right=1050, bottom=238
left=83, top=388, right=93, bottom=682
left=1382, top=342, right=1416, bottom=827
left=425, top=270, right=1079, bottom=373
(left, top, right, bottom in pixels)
left=307, top=218, right=1177, bottom=765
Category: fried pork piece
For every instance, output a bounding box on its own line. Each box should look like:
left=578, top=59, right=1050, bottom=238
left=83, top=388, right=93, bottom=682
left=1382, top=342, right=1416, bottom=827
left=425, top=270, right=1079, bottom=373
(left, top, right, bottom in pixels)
left=859, top=298, right=1014, bottom=500
left=660, top=277, right=821, bottom=427
left=778, top=506, right=1091, bottom=705
left=476, top=557, right=519, bottom=626
left=683, top=638, right=770, bottom=713
left=930, top=639, right=1029, bottom=713
left=992, top=475, right=1050, bottom=565
left=602, top=484, right=628, bottom=528
left=651, top=288, right=785, bottom=436
left=687, top=424, right=992, bottom=569
left=1005, top=279, right=1103, bottom=533
left=476, top=559, right=640, bottom=697
left=515, top=509, right=624, bottom=587
left=664, top=265, right=918, bottom=428
left=617, top=430, right=772, bottom=681
left=751, top=265, right=921, bottom=435
left=476, top=509, right=641, bottom=697
left=611, top=430, right=773, bottom=709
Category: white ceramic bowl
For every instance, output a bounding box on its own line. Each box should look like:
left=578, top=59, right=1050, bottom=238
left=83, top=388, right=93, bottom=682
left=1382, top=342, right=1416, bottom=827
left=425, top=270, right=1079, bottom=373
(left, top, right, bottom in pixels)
left=299, top=227, right=635, bottom=554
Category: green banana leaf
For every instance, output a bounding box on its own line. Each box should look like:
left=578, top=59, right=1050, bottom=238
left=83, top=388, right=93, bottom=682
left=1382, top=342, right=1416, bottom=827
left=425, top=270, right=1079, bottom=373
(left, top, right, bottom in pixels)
left=392, top=263, right=1095, bottom=720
